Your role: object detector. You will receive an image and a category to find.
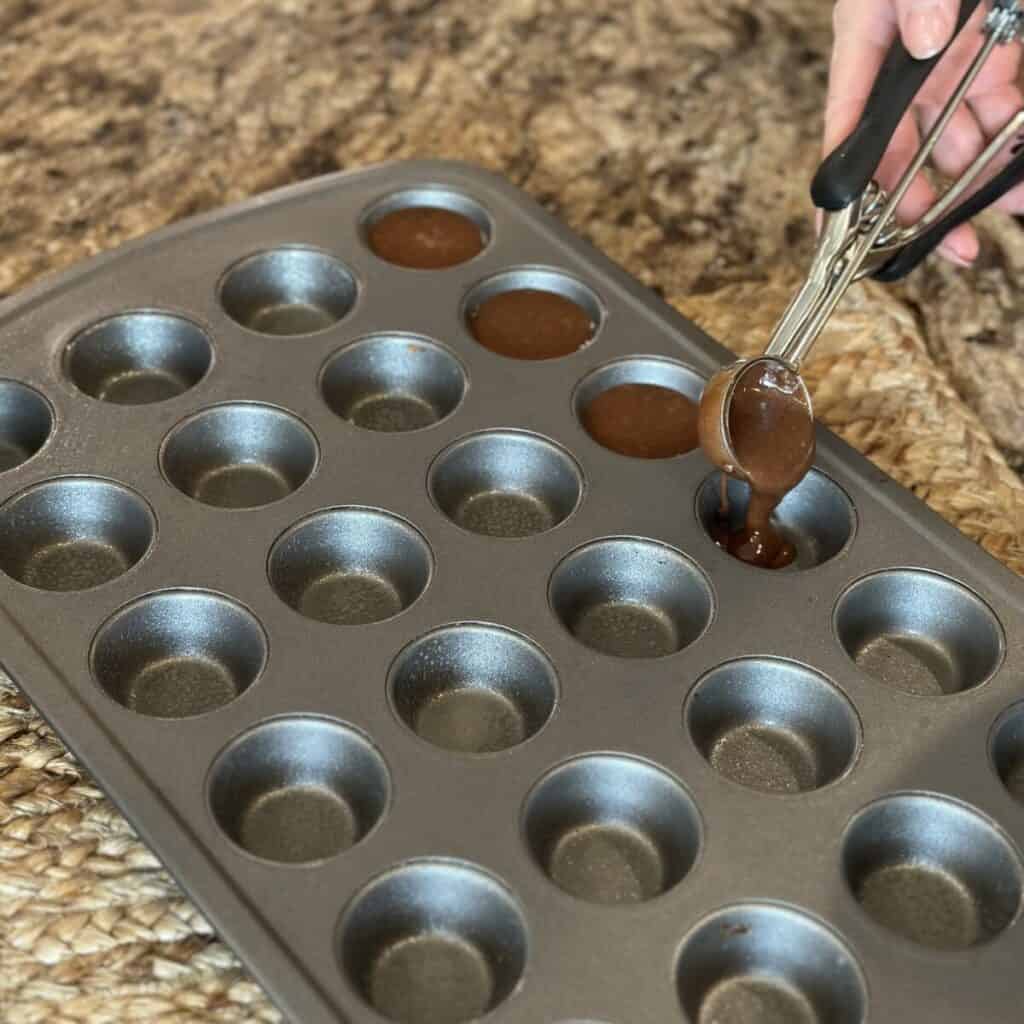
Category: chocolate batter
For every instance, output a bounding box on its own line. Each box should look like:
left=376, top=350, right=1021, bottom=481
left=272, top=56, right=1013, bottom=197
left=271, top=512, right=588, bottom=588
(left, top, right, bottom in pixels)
left=581, top=383, right=699, bottom=458
left=468, top=289, right=594, bottom=360
left=367, top=206, right=485, bottom=269
left=703, top=361, right=815, bottom=569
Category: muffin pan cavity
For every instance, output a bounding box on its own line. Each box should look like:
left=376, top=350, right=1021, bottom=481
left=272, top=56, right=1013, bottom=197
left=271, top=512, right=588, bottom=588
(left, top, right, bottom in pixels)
left=523, top=754, right=701, bottom=905
left=574, top=356, right=705, bottom=459
left=0, top=477, right=153, bottom=591
left=338, top=860, right=527, bottom=1023
left=676, top=904, right=867, bottom=1024
left=465, top=267, right=602, bottom=360
left=389, top=623, right=557, bottom=754
left=320, top=334, right=466, bottom=433
left=268, top=507, right=432, bottom=625
left=549, top=538, right=713, bottom=658
left=687, top=658, right=860, bottom=794
left=0, top=380, right=52, bottom=470
left=429, top=430, right=583, bottom=538
left=697, top=470, right=855, bottom=570
left=161, top=402, right=318, bottom=509
left=65, top=312, right=212, bottom=404
left=842, top=794, right=1023, bottom=950
left=363, top=188, right=491, bottom=269
left=209, top=717, right=389, bottom=864
left=92, top=590, right=266, bottom=718
left=219, top=247, right=356, bottom=335
left=992, top=702, right=1024, bottom=805
left=834, top=569, right=1004, bottom=695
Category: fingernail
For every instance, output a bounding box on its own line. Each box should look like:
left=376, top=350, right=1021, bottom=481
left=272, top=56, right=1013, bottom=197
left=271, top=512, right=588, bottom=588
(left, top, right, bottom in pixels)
left=904, top=8, right=951, bottom=59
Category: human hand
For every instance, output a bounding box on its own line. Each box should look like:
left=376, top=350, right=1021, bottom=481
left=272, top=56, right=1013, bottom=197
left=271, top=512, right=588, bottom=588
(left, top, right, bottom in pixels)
left=825, top=0, right=1024, bottom=266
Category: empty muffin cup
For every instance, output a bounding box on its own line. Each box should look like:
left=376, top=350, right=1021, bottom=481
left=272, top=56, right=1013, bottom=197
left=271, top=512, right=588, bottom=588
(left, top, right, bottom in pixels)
left=523, top=754, right=701, bottom=905
left=161, top=403, right=318, bottom=509
left=697, top=471, right=855, bottom=570
left=389, top=623, right=558, bottom=754
left=0, top=477, right=154, bottom=591
left=549, top=538, right=713, bottom=658
left=268, top=507, right=432, bottom=625
left=842, top=793, right=1023, bottom=950
left=320, top=334, right=466, bottom=433
left=219, top=247, right=356, bottom=335
left=429, top=431, right=583, bottom=538
left=363, top=188, right=490, bottom=269
left=992, top=702, right=1024, bottom=805
left=834, top=570, right=1004, bottom=695
left=64, top=312, right=213, bottom=404
left=573, top=357, right=705, bottom=459
left=209, top=717, right=389, bottom=864
left=91, top=590, right=267, bottom=718
left=676, top=903, right=867, bottom=1024
left=464, top=268, right=602, bottom=360
left=0, top=380, right=53, bottom=471
left=686, top=658, right=860, bottom=794
left=339, top=859, right=527, bottom=1024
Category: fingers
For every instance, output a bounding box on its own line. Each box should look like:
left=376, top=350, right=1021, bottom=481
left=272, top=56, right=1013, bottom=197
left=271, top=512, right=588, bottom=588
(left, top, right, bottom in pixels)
left=938, top=223, right=980, bottom=265
left=824, top=0, right=898, bottom=155
left=895, top=0, right=958, bottom=59
left=967, top=81, right=1024, bottom=138
left=913, top=103, right=984, bottom=258
left=872, top=111, right=981, bottom=264
left=916, top=8, right=1015, bottom=104
left=823, top=0, right=1020, bottom=267
left=993, top=181, right=1024, bottom=214
left=917, top=103, right=985, bottom=178
left=968, top=83, right=1024, bottom=214
left=874, top=112, right=935, bottom=221
left=968, top=81, right=1024, bottom=210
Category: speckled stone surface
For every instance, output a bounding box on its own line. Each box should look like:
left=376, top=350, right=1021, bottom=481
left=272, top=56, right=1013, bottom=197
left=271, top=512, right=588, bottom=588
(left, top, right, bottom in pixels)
left=0, top=2, right=1022, bottom=1021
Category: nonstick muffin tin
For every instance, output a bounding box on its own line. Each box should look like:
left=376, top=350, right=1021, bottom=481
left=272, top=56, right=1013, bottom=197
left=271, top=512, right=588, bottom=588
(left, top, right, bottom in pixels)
left=0, top=160, right=1023, bottom=1024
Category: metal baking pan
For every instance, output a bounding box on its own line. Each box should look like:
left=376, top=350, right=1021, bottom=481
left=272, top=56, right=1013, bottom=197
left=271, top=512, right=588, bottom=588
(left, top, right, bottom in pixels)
left=0, top=159, right=1022, bottom=1023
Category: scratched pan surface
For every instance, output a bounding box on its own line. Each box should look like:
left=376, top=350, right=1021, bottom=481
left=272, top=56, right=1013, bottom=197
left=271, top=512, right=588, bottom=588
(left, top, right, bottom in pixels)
left=1, top=159, right=1023, bottom=1024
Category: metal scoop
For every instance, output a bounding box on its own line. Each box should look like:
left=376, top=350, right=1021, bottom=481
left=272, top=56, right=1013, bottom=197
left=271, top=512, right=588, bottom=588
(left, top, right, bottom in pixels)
left=700, top=0, right=1024, bottom=482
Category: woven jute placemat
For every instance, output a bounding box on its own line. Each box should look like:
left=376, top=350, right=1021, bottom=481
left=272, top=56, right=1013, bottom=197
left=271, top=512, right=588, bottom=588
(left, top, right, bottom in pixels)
left=1, top=1, right=1022, bottom=1021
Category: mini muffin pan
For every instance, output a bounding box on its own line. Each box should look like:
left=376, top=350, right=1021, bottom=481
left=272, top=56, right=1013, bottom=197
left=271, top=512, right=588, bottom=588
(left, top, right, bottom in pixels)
left=0, top=160, right=1022, bottom=1024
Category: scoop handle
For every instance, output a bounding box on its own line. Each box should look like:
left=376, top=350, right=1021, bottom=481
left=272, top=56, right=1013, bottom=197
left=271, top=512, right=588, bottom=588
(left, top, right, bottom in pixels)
left=811, top=0, right=986, bottom=211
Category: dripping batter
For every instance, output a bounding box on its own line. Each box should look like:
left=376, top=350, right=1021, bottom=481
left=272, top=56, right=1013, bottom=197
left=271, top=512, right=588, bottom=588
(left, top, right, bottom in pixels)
left=699, top=360, right=815, bottom=569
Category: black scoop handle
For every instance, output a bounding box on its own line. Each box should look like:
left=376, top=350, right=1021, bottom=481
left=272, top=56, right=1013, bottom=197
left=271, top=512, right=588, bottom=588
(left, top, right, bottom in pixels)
left=812, top=0, right=985, bottom=211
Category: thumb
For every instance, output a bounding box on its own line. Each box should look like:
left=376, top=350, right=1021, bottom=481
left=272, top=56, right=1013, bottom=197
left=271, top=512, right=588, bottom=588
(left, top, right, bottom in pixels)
left=896, top=0, right=958, bottom=59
